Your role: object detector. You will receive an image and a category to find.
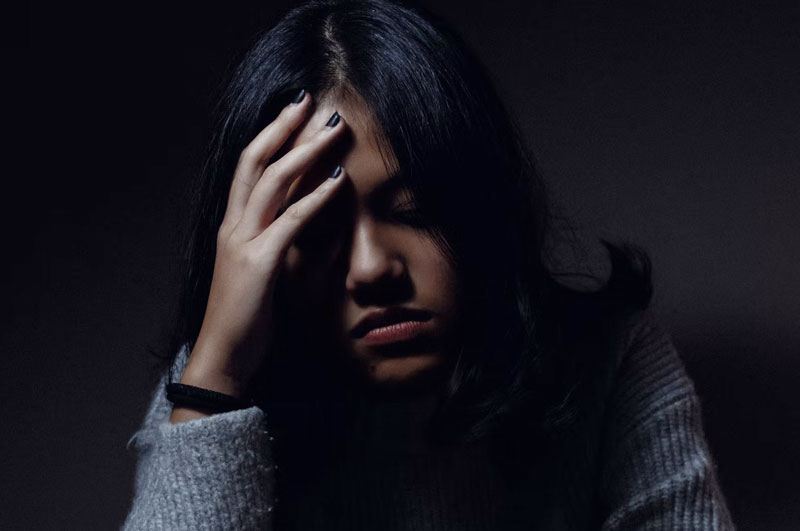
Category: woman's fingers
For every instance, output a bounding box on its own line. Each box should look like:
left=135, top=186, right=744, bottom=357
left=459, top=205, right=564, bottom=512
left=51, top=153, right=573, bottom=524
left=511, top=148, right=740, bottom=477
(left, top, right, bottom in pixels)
left=222, top=91, right=311, bottom=234
left=253, top=165, right=347, bottom=254
left=234, top=112, right=345, bottom=240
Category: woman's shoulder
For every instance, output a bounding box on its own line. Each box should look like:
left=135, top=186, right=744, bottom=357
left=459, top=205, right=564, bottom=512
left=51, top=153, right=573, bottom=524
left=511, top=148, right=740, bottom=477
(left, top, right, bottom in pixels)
left=604, top=310, right=702, bottom=445
left=615, top=310, right=694, bottom=394
left=542, top=251, right=692, bottom=438
left=594, top=312, right=737, bottom=529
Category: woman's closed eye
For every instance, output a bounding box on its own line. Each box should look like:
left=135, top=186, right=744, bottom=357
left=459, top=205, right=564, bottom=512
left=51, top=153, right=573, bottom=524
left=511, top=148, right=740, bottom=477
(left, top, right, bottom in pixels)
left=390, top=203, right=429, bottom=227
left=392, top=207, right=422, bottom=221
left=296, top=201, right=431, bottom=248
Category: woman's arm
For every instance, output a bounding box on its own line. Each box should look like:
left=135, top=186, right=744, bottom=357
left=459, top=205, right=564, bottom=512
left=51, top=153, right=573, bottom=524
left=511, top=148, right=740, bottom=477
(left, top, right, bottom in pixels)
left=597, top=316, right=736, bottom=530
left=121, top=345, right=278, bottom=531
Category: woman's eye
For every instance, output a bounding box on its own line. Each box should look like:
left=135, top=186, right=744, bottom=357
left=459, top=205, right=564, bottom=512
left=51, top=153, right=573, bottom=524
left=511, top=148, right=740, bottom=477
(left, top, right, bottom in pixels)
left=391, top=208, right=428, bottom=226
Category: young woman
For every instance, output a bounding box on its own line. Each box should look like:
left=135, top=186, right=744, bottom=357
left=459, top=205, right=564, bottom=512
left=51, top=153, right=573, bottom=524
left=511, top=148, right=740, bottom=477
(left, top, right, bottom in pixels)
left=122, top=0, right=736, bottom=529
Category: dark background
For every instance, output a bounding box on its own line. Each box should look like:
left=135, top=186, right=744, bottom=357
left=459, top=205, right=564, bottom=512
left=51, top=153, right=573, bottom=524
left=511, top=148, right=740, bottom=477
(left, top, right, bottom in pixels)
left=8, top=0, right=798, bottom=529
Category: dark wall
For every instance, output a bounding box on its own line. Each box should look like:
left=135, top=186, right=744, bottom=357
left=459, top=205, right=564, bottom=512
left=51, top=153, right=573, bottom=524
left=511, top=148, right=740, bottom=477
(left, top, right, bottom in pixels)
left=11, top=0, right=798, bottom=529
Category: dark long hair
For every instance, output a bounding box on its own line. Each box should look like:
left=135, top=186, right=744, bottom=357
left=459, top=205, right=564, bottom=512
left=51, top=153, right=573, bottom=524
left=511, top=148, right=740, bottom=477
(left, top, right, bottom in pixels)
left=150, top=0, right=652, bottom=486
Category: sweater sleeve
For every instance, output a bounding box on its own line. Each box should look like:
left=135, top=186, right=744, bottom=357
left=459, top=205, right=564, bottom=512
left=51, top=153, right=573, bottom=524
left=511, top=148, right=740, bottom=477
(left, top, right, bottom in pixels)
left=121, top=345, right=278, bottom=531
left=597, top=315, right=736, bottom=530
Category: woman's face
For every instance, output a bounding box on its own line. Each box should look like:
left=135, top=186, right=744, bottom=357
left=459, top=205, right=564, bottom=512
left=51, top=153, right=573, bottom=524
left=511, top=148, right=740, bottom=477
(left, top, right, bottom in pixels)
left=275, top=95, right=462, bottom=396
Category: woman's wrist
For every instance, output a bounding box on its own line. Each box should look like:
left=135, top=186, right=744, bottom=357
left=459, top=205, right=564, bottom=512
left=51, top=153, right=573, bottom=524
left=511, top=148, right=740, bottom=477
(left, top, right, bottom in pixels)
left=179, top=363, right=248, bottom=399
left=168, top=366, right=252, bottom=425
left=180, top=338, right=253, bottom=399
left=169, top=404, right=216, bottom=424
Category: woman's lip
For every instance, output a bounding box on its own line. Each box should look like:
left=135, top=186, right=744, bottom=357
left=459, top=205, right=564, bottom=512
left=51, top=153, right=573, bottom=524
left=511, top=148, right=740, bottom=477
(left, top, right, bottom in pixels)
left=359, top=320, right=430, bottom=346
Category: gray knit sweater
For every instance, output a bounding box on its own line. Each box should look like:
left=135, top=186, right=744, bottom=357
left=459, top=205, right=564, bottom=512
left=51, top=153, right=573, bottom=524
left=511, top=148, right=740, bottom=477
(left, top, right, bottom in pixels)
left=121, top=315, right=736, bottom=530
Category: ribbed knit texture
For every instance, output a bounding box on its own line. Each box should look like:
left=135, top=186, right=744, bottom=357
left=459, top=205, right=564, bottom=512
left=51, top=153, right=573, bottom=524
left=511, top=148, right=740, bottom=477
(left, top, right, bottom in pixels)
left=121, top=314, right=736, bottom=530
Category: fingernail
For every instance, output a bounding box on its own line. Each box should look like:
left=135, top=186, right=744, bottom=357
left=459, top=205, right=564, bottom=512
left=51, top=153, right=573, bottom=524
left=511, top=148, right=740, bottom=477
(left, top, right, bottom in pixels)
left=291, top=88, right=306, bottom=104
left=329, top=165, right=342, bottom=179
left=326, top=111, right=340, bottom=127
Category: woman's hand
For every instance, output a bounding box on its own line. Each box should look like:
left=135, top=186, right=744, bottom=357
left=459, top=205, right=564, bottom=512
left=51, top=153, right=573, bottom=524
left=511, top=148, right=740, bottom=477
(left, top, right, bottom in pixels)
left=171, top=91, right=347, bottom=422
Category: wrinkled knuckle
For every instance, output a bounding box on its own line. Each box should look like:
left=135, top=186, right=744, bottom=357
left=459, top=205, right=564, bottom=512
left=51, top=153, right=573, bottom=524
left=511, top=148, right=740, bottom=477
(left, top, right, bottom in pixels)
left=278, top=104, right=295, bottom=122
left=285, top=202, right=305, bottom=220
left=238, top=146, right=256, bottom=167
left=260, top=164, right=276, bottom=182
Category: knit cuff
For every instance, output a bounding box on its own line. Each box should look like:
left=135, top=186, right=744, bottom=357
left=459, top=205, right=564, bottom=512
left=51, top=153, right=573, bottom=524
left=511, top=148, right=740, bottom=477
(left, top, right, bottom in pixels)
left=123, top=405, right=277, bottom=531
left=122, top=344, right=279, bottom=531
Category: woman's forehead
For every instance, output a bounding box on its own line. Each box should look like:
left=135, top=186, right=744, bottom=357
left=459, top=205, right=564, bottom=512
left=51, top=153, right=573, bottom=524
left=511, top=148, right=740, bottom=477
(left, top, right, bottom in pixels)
left=290, top=94, right=389, bottom=156
left=283, top=96, right=402, bottom=205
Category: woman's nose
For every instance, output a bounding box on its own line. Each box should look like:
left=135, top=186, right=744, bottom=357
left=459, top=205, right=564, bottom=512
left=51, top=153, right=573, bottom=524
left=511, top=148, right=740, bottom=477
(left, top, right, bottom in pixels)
left=344, top=223, right=406, bottom=298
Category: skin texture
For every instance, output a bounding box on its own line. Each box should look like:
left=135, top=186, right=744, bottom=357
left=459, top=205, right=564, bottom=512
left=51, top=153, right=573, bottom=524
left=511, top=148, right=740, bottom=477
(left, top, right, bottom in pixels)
left=275, top=93, right=463, bottom=397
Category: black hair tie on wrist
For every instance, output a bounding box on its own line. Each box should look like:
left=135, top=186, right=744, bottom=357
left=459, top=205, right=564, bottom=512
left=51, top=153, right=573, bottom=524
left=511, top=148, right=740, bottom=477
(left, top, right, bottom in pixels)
left=166, top=383, right=255, bottom=414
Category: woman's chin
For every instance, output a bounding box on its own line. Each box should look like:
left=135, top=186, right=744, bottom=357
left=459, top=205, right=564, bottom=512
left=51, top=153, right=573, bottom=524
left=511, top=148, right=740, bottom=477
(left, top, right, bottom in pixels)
left=341, top=351, right=448, bottom=398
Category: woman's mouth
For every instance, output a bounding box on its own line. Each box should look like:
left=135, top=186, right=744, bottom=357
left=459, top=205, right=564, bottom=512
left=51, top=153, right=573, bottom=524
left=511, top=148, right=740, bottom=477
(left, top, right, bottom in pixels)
left=359, top=320, right=430, bottom=346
